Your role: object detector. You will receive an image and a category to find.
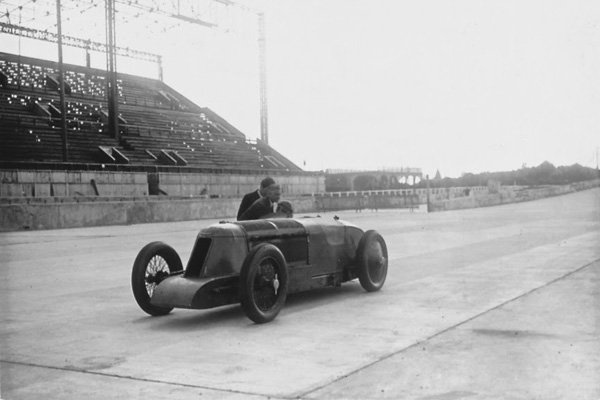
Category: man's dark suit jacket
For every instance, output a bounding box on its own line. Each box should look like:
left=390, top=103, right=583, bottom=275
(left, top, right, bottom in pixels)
left=237, top=190, right=260, bottom=220
left=238, top=197, right=274, bottom=221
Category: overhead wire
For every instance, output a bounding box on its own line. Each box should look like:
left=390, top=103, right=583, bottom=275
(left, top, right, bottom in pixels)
left=1, top=0, right=261, bottom=71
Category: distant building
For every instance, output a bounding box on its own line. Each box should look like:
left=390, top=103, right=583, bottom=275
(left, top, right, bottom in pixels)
left=325, top=168, right=423, bottom=192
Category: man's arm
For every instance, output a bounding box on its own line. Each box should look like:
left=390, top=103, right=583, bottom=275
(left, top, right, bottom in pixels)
left=237, top=192, right=258, bottom=220
left=237, top=195, right=251, bottom=220
left=239, top=199, right=270, bottom=221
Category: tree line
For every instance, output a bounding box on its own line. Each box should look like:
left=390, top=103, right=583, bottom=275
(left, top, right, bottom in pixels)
left=426, top=161, right=599, bottom=188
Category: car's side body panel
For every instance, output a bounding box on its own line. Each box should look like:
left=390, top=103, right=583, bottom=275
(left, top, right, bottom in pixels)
left=150, top=217, right=366, bottom=310
left=152, top=274, right=239, bottom=309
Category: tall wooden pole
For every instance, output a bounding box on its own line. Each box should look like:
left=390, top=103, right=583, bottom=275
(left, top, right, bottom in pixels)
left=56, top=0, right=68, bottom=161
left=105, top=0, right=119, bottom=140
left=258, top=12, right=268, bottom=144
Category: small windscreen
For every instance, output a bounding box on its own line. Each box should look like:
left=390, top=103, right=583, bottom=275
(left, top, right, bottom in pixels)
left=237, top=219, right=305, bottom=238
left=236, top=220, right=277, bottom=234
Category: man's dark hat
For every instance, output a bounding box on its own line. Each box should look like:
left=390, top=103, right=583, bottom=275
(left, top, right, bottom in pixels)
left=260, top=177, right=276, bottom=189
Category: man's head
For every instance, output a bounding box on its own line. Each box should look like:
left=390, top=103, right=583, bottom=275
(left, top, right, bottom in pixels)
left=259, top=177, right=276, bottom=196
left=276, top=201, right=293, bottom=218
left=265, top=184, right=281, bottom=203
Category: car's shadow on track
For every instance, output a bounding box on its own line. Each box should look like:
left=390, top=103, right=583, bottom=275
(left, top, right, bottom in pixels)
left=136, top=281, right=366, bottom=331
left=132, top=305, right=244, bottom=330
left=284, top=281, right=364, bottom=312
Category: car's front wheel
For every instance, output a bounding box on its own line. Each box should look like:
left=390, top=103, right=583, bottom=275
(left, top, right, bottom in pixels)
left=240, top=243, right=288, bottom=324
left=131, top=241, right=183, bottom=316
left=356, top=230, right=388, bottom=292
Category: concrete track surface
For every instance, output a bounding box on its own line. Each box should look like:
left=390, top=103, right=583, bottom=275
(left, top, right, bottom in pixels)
left=1, top=189, right=599, bottom=400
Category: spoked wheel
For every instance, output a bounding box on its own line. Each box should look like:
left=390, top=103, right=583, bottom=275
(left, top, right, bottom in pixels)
left=356, top=230, right=388, bottom=292
left=131, top=241, right=183, bottom=316
left=240, top=243, right=288, bottom=324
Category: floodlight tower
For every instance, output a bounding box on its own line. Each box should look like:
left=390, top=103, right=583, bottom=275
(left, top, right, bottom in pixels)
left=221, top=1, right=269, bottom=144
left=258, top=12, right=268, bottom=144
left=105, top=0, right=119, bottom=141
left=56, top=0, right=68, bottom=161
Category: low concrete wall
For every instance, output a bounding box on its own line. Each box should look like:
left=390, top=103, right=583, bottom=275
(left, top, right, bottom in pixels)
left=315, top=193, right=420, bottom=212
left=158, top=172, right=324, bottom=197
left=429, top=180, right=600, bottom=212
left=316, top=186, right=489, bottom=211
left=0, top=169, right=326, bottom=199
left=0, top=168, right=324, bottom=231
left=2, top=180, right=597, bottom=231
left=0, top=196, right=317, bottom=231
left=0, top=170, right=148, bottom=197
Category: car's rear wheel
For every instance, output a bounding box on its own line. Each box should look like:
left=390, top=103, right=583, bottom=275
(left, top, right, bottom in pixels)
left=240, top=243, right=288, bottom=324
left=356, top=230, right=388, bottom=292
left=131, top=241, right=183, bottom=316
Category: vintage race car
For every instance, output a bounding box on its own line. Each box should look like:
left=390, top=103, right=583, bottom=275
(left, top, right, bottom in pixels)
left=131, top=216, right=388, bottom=323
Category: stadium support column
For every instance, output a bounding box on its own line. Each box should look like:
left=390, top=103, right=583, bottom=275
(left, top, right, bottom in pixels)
left=56, top=0, right=69, bottom=161
left=105, top=0, right=120, bottom=141
left=258, top=12, right=269, bottom=144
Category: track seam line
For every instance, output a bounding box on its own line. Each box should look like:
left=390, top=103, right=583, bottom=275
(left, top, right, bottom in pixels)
left=3, top=258, right=598, bottom=400
left=0, top=360, right=292, bottom=400
left=295, top=258, right=600, bottom=399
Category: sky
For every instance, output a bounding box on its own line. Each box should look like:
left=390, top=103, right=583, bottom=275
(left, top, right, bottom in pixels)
left=1, top=0, right=599, bottom=178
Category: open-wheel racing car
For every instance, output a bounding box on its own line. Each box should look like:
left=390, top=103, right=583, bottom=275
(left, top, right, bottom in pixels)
left=131, top=217, right=388, bottom=323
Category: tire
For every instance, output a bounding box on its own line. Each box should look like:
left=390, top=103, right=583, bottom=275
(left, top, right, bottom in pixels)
left=131, top=241, right=183, bottom=316
left=240, top=243, right=288, bottom=324
left=356, top=230, right=388, bottom=292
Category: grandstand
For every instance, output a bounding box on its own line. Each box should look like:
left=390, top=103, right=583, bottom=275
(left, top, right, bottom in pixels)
left=0, top=0, right=335, bottom=231
left=0, top=52, right=302, bottom=172
left=0, top=50, right=327, bottom=230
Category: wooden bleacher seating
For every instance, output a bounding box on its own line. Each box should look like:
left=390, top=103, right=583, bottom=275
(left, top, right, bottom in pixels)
left=0, top=51, right=301, bottom=172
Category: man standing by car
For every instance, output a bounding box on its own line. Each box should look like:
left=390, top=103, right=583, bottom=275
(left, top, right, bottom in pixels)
left=239, top=183, right=281, bottom=221
left=237, top=177, right=276, bottom=220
